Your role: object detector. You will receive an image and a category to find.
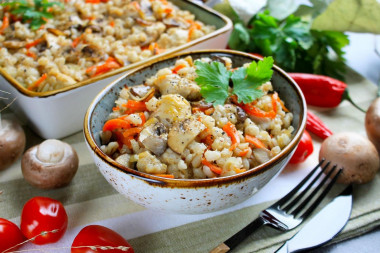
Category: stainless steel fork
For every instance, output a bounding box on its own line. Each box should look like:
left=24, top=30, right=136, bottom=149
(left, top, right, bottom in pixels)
left=210, top=159, right=342, bottom=253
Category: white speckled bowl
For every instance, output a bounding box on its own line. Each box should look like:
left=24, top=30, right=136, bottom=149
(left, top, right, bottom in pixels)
left=84, top=49, right=307, bottom=214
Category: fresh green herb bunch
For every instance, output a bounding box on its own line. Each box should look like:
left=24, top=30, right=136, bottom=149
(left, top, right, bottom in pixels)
left=228, top=11, right=349, bottom=80
left=1, top=0, right=64, bottom=30
left=195, top=57, right=274, bottom=106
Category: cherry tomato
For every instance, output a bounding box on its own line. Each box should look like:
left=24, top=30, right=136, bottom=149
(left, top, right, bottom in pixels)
left=71, top=225, right=134, bottom=253
left=0, top=218, right=25, bottom=253
left=289, top=130, right=314, bottom=164
left=20, top=196, right=68, bottom=245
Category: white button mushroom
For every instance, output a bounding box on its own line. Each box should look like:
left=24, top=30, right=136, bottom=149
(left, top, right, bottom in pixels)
left=365, top=97, right=380, bottom=154
left=319, top=132, right=380, bottom=184
left=0, top=119, right=26, bottom=171
left=21, top=139, right=79, bottom=189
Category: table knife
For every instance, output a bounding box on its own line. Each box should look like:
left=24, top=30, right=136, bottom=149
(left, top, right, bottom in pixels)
left=275, top=185, right=353, bottom=253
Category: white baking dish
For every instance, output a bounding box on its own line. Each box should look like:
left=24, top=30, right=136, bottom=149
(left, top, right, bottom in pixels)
left=0, top=0, right=232, bottom=139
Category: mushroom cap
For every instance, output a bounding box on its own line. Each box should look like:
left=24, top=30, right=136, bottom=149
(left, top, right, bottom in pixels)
left=365, top=97, right=380, bottom=153
left=21, top=139, right=79, bottom=189
left=0, top=119, right=26, bottom=171
left=319, top=132, right=380, bottom=184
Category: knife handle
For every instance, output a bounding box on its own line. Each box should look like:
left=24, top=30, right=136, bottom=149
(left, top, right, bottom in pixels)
left=210, top=216, right=266, bottom=253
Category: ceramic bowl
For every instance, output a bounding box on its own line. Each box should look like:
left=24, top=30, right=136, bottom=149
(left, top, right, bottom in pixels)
left=0, top=0, right=232, bottom=139
left=84, top=49, right=307, bottom=214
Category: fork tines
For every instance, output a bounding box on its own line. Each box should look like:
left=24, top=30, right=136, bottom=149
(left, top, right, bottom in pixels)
left=279, top=158, right=343, bottom=219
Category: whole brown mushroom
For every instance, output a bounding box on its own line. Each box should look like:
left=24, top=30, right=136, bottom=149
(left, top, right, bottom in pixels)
left=365, top=97, right=380, bottom=153
left=0, top=119, right=26, bottom=171
left=21, top=139, right=79, bottom=189
left=319, top=132, right=380, bottom=184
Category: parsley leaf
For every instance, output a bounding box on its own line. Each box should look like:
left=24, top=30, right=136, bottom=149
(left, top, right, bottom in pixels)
left=227, top=10, right=348, bottom=80
left=232, top=57, right=274, bottom=104
left=195, top=61, right=231, bottom=105
left=1, top=0, right=63, bottom=30
left=228, top=23, right=250, bottom=50
left=194, top=57, right=274, bottom=106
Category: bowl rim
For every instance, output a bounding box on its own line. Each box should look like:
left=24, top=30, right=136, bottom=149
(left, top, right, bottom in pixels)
left=0, top=0, right=232, bottom=98
left=84, top=49, right=307, bottom=187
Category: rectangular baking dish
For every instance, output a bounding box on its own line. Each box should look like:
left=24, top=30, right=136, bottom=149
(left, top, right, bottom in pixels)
left=0, top=0, right=232, bottom=139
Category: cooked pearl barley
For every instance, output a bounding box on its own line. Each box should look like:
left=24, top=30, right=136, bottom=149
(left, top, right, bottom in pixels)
left=100, top=56, right=294, bottom=179
left=0, top=0, right=214, bottom=92
left=205, top=150, right=221, bottom=162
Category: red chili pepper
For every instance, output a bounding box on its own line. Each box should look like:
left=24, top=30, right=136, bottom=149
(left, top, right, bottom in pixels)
left=289, top=130, right=313, bottom=164
left=306, top=110, right=333, bottom=139
left=289, top=73, right=365, bottom=112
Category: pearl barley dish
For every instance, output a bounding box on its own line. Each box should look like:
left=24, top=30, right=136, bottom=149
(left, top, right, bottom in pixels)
left=0, top=0, right=215, bottom=92
left=100, top=55, right=294, bottom=179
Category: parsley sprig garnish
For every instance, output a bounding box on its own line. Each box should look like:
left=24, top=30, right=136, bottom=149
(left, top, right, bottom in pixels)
left=195, top=57, right=274, bottom=106
left=1, top=0, right=64, bottom=30
left=228, top=11, right=349, bottom=80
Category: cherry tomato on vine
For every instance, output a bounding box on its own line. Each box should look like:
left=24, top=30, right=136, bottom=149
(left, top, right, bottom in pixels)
left=20, top=196, right=68, bottom=245
left=289, top=130, right=314, bottom=164
left=0, top=218, right=25, bottom=253
left=71, top=225, right=134, bottom=253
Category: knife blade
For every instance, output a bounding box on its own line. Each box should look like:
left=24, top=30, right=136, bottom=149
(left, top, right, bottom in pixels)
left=275, top=185, right=353, bottom=253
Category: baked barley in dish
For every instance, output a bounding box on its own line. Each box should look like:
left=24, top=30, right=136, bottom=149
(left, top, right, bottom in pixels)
left=0, top=0, right=215, bottom=92
left=100, top=55, right=294, bottom=179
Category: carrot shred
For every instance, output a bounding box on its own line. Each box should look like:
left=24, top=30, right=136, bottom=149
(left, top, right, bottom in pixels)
left=163, top=8, right=172, bottom=14
left=204, top=108, right=214, bottom=115
left=112, top=106, right=120, bottom=111
left=277, top=94, right=289, bottom=112
left=122, top=127, right=142, bottom=138
left=103, top=118, right=131, bottom=132
left=234, top=167, right=246, bottom=174
left=241, top=103, right=276, bottom=119
left=148, top=42, right=164, bottom=55
left=139, top=112, right=146, bottom=125
left=72, top=34, right=83, bottom=48
left=203, top=134, right=214, bottom=148
left=122, top=100, right=147, bottom=113
left=222, top=121, right=240, bottom=151
left=237, top=147, right=251, bottom=157
left=119, top=127, right=142, bottom=148
left=25, top=38, right=44, bottom=49
left=86, top=57, right=121, bottom=77
left=186, top=20, right=202, bottom=42
left=192, top=106, right=214, bottom=115
left=153, top=174, right=175, bottom=179
left=187, top=26, right=196, bottom=42
left=271, top=92, right=278, bottom=114
left=28, top=73, right=47, bottom=91
left=201, top=158, right=222, bottom=175
left=192, top=107, right=202, bottom=114
left=0, top=16, right=9, bottom=34
left=85, top=0, right=101, bottom=3
left=245, top=134, right=266, bottom=149
left=110, top=20, right=115, bottom=27
left=172, top=63, right=187, bottom=74
left=26, top=49, right=37, bottom=59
